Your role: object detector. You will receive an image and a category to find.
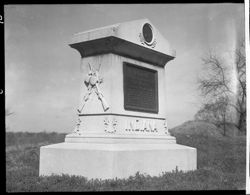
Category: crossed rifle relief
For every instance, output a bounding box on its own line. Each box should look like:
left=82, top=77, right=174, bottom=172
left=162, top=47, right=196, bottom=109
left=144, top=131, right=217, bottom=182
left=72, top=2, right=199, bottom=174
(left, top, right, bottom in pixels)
left=77, top=63, right=109, bottom=113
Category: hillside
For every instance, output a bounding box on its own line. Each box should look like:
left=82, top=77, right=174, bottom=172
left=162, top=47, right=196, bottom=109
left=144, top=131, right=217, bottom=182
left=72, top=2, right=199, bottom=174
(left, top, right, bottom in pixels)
left=169, top=120, right=223, bottom=137
left=169, top=120, right=246, bottom=138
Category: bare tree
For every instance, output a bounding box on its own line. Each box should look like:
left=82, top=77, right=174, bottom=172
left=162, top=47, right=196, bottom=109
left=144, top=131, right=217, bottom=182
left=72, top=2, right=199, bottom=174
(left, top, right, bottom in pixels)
left=195, top=97, right=229, bottom=135
left=234, top=41, right=246, bottom=132
left=197, top=40, right=246, bottom=134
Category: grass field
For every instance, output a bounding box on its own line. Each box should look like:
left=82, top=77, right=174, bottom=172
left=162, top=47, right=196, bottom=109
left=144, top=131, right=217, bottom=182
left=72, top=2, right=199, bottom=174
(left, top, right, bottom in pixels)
left=6, top=131, right=246, bottom=191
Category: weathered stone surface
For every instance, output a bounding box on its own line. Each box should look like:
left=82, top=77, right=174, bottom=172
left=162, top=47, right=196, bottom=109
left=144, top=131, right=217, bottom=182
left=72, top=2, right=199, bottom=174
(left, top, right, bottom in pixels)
left=40, top=142, right=196, bottom=179
left=39, top=19, right=197, bottom=179
left=69, top=19, right=175, bottom=67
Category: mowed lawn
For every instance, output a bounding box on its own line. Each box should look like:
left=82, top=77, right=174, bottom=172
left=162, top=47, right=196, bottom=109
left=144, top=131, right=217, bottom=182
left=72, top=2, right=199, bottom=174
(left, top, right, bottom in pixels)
left=6, top=131, right=246, bottom=191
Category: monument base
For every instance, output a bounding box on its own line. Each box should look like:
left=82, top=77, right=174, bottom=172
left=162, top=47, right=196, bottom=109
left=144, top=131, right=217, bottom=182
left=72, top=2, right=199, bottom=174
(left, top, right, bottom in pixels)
left=39, top=135, right=197, bottom=179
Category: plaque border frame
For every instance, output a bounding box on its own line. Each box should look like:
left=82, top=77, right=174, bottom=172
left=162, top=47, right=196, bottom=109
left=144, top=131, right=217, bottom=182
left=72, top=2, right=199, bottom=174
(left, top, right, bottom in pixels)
left=123, top=62, right=159, bottom=114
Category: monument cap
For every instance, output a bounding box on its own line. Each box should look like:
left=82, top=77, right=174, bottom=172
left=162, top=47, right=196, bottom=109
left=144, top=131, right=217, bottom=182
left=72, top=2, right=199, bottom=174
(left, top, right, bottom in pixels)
left=69, top=18, right=176, bottom=67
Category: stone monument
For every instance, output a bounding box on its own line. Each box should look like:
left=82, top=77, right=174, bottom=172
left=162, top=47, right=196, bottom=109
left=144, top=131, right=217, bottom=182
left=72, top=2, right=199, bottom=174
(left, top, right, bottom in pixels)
left=39, top=19, right=197, bottom=179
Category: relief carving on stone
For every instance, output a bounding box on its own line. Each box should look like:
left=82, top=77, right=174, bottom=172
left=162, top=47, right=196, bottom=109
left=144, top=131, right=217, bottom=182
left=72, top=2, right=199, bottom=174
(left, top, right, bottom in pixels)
left=104, top=118, right=117, bottom=134
left=78, top=63, right=109, bottom=113
left=164, top=119, right=170, bottom=135
left=125, top=119, right=158, bottom=133
left=72, top=117, right=82, bottom=135
left=139, top=33, right=157, bottom=48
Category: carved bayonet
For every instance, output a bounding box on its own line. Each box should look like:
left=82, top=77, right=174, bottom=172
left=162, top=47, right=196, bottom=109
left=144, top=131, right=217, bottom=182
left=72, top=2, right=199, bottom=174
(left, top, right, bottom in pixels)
left=78, top=63, right=109, bottom=113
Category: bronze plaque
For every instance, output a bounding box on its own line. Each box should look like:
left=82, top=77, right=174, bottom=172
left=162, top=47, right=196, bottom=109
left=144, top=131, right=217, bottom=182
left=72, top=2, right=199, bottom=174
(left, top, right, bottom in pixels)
left=123, top=62, right=158, bottom=113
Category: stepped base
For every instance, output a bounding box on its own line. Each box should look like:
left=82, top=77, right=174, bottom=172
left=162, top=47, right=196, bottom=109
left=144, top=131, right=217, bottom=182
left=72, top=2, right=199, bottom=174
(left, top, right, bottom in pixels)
left=39, top=136, right=197, bottom=179
left=65, top=133, right=177, bottom=144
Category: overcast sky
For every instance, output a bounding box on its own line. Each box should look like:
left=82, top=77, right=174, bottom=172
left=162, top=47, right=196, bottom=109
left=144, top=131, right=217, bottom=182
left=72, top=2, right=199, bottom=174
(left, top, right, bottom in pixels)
left=5, top=4, right=244, bottom=133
